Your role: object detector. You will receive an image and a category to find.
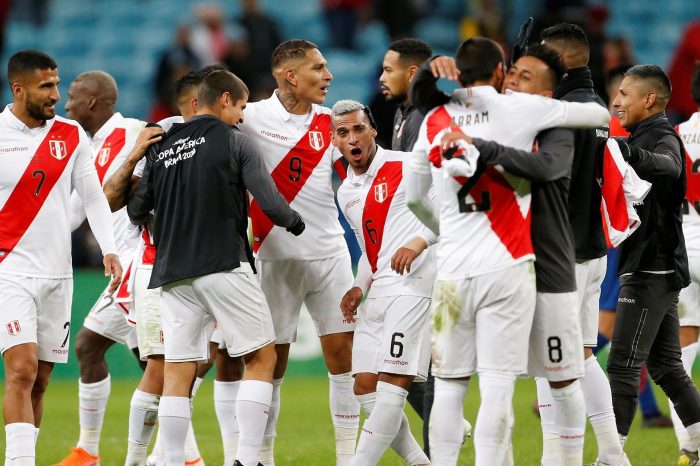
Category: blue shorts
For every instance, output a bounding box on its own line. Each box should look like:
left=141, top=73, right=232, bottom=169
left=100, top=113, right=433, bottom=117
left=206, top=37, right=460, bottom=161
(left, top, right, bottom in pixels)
left=599, top=248, right=620, bottom=311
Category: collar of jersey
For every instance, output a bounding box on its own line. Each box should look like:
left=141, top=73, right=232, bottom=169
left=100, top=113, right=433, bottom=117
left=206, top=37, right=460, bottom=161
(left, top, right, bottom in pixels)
left=0, top=104, right=50, bottom=132
left=92, top=112, right=124, bottom=141
left=269, top=90, right=316, bottom=124
left=347, top=146, right=385, bottom=184
left=453, top=85, right=498, bottom=102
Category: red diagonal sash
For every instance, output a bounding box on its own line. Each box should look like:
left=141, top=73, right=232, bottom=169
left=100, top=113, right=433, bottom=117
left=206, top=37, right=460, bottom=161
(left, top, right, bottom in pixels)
left=94, top=127, right=126, bottom=184
left=362, top=161, right=403, bottom=272
left=249, top=113, right=331, bottom=252
left=0, top=120, right=80, bottom=264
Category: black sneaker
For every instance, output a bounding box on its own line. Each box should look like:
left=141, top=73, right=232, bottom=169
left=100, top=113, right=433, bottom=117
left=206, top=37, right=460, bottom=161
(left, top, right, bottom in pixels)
left=233, top=462, right=264, bottom=466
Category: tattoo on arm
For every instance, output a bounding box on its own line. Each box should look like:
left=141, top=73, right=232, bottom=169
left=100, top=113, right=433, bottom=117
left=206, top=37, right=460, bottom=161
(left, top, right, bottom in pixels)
left=103, top=161, right=137, bottom=211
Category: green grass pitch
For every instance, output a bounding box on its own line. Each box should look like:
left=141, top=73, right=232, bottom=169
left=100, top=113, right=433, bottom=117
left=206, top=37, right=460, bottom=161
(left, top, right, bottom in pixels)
left=3, top=373, right=693, bottom=465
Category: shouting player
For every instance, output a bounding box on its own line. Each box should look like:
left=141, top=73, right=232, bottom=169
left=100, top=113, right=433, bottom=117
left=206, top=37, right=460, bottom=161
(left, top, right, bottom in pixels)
left=238, top=39, right=359, bottom=465
left=334, top=100, right=433, bottom=466
left=53, top=70, right=146, bottom=466
left=0, top=50, right=120, bottom=466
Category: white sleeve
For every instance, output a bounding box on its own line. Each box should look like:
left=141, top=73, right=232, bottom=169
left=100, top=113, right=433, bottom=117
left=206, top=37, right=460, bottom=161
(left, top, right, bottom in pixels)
left=405, top=124, right=440, bottom=234
left=353, top=253, right=373, bottom=295
left=71, top=133, right=117, bottom=256
left=522, top=93, right=609, bottom=130
left=133, top=158, right=146, bottom=178
left=69, top=190, right=87, bottom=232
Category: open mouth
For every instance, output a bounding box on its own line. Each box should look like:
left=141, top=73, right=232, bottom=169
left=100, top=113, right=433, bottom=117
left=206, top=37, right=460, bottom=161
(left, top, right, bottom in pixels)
left=320, top=86, right=329, bottom=95
left=350, top=147, right=362, bottom=160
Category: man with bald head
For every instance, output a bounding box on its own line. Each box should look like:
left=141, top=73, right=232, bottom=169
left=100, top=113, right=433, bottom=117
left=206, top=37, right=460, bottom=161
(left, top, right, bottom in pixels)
left=54, top=70, right=149, bottom=466
left=607, top=65, right=700, bottom=459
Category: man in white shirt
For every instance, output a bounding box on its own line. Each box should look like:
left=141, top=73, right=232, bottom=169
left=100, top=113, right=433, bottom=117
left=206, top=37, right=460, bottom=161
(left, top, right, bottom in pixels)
left=238, top=39, right=358, bottom=465
left=406, top=37, right=609, bottom=465
left=334, top=99, right=434, bottom=466
left=0, top=50, right=120, bottom=466
left=53, top=70, right=146, bottom=466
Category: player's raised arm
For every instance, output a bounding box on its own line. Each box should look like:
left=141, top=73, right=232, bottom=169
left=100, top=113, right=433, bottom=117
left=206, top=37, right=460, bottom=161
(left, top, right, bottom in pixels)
left=103, top=124, right=163, bottom=211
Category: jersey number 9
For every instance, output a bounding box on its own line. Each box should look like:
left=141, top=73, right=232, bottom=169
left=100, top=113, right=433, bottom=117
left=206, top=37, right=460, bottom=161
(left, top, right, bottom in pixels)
left=289, top=156, right=303, bottom=182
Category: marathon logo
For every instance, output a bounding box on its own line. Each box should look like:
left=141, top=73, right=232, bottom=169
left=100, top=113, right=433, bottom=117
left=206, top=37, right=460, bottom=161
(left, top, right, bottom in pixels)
left=618, top=297, right=636, bottom=304
left=384, top=359, right=409, bottom=366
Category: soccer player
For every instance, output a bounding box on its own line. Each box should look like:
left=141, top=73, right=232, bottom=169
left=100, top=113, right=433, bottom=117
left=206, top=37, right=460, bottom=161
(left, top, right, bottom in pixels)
left=51, top=70, right=146, bottom=466
left=333, top=100, right=433, bottom=466
left=670, top=64, right=700, bottom=464
left=379, top=38, right=432, bottom=152
left=127, top=69, right=305, bottom=466
left=237, top=39, right=359, bottom=465
left=0, top=50, right=121, bottom=466
left=608, top=65, right=700, bottom=459
left=405, top=37, right=609, bottom=465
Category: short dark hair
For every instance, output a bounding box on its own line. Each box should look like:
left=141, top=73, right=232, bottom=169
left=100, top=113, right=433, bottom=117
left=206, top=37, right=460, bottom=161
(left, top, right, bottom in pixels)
left=7, top=50, right=57, bottom=84
left=271, top=39, right=318, bottom=72
left=174, top=64, right=228, bottom=97
left=454, top=37, right=505, bottom=85
left=388, top=38, right=432, bottom=67
left=625, top=64, right=672, bottom=106
left=540, top=23, right=589, bottom=50
left=197, top=70, right=249, bottom=107
left=523, top=43, right=565, bottom=88
left=692, top=63, right=700, bottom=107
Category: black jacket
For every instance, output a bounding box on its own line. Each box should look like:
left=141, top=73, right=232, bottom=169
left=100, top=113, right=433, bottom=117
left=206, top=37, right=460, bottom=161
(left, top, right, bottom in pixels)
left=617, top=112, right=690, bottom=290
left=128, top=115, right=301, bottom=288
left=391, top=103, right=423, bottom=151
left=553, top=67, right=608, bottom=261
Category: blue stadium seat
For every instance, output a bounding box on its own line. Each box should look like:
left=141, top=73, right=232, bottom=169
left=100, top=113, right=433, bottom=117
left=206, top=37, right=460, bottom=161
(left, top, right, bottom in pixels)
left=414, top=17, right=460, bottom=51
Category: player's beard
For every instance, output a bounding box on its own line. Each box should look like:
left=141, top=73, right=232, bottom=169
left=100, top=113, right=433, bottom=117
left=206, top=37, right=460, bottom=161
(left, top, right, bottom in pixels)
left=26, top=97, right=56, bottom=121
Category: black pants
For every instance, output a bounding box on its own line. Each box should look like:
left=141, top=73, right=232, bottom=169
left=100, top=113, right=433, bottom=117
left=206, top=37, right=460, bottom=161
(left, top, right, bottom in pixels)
left=607, top=273, right=700, bottom=435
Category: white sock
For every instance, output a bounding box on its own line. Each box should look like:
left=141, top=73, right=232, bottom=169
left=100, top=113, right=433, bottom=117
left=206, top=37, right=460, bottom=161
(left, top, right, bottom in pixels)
left=551, top=380, right=586, bottom=466
left=352, top=382, right=408, bottom=465
left=356, top=392, right=427, bottom=465
left=215, top=380, right=241, bottom=466
left=581, top=355, right=625, bottom=464
left=672, top=342, right=698, bottom=451
left=236, top=380, right=273, bottom=466
left=329, top=372, right=360, bottom=466
left=150, top=427, right=164, bottom=461
left=474, top=372, right=515, bottom=466
left=158, top=396, right=191, bottom=464
left=686, top=421, right=700, bottom=452
left=259, top=378, right=282, bottom=466
left=5, top=423, right=35, bottom=465
left=184, top=422, right=202, bottom=462
left=192, top=377, right=204, bottom=398
left=430, top=378, right=470, bottom=465
left=33, top=428, right=39, bottom=446
left=536, top=377, right=560, bottom=466
left=76, top=375, right=111, bottom=455
left=125, top=389, right=160, bottom=466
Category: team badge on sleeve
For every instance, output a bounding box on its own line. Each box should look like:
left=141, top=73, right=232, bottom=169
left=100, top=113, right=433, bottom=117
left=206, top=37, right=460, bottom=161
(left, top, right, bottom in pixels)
left=49, top=139, right=67, bottom=160
left=309, top=131, right=324, bottom=151
left=6, top=320, right=21, bottom=335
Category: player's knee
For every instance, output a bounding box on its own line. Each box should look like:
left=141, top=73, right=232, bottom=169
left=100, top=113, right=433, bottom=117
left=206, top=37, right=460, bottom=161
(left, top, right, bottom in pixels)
left=648, top=361, right=689, bottom=396
left=217, top=352, right=244, bottom=381
left=5, top=359, right=38, bottom=391
left=75, top=329, right=102, bottom=362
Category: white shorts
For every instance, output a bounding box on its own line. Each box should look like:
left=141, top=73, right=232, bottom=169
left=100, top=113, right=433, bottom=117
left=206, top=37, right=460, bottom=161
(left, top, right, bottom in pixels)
left=575, top=257, right=607, bottom=347
left=352, top=295, right=431, bottom=381
left=431, top=262, right=536, bottom=378
left=679, top=256, right=700, bottom=327
left=83, top=288, right=138, bottom=350
left=528, top=291, right=585, bottom=381
left=0, top=274, right=73, bottom=363
left=257, top=252, right=354, bottom=344
left=161, top=263, right=275, bottom=362
left=133, top=265, right=164, bottom=360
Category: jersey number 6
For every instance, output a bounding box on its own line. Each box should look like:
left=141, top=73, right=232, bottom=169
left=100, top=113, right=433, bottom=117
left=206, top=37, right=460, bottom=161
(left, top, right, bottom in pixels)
left=364, top=219, right=378, bottom=244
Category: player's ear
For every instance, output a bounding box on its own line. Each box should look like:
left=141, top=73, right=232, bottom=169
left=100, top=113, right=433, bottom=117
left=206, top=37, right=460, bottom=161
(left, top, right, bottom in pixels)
left=407, top=64, right=419, bottom=83
left=645, top=91, right=657, bottom=110
left=371, top=127, right=378, bottom=138
left=284, top=68, right=297, bottom=87
left=87, top=96, right=97, bottom=111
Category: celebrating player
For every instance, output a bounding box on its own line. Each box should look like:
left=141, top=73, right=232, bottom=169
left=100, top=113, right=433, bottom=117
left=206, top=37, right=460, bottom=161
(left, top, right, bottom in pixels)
left=406, top=37, right=610, bottom=465
left=0, top=50, right=121, bottom=466
left=52, top=70, right=146, bottom=466
left=333, top=100, right=433, bottom=466
left=237, top=39, right=359, bottom=465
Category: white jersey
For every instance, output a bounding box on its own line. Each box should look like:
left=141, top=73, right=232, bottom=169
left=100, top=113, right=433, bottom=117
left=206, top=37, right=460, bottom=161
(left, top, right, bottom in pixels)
left=412, top=86, right=609, bottom=279
left=338, top=147, right=437, bottom=298
left=678, top=112, right=700, bottom=257
left=73, top=112, right=145, bottom=261
left=0, top=106, right=104, bottom=277
left=239, top=92, right=346, bottom=260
